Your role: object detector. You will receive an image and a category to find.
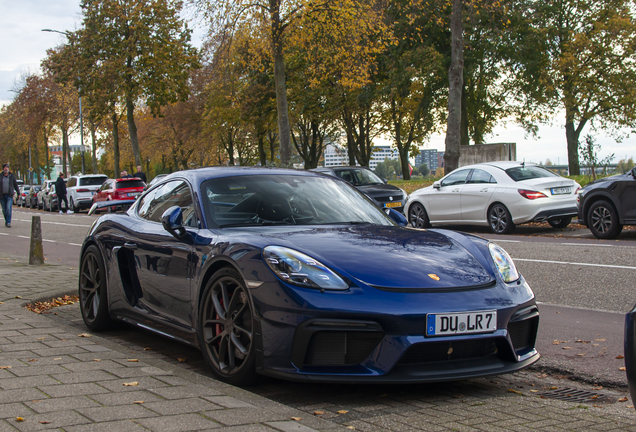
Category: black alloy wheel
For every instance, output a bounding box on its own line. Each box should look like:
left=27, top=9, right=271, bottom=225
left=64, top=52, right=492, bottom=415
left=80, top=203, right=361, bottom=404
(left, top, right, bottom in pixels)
left=79, top=245, right=114, bottom=331
left=488, top=203, right=515, bottom=234
left=548, top=217, right=572, bottom=229
left=408, top=203, right=431, bottom=229
left=588, top=200, right=623, bottom=239
left=199, top=268, right=256, bottom=386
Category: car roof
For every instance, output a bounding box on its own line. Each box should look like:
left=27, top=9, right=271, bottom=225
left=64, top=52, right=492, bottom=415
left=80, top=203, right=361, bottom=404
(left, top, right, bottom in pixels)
left=465, top=161, right=539, bottom=170
left=72, top=174, right=108, bottom=178
left=161, top=166, right=324, bottom=185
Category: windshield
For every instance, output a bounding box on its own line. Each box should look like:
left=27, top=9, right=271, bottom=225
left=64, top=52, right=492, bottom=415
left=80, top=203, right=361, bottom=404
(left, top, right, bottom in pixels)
left=79, top=176, right=108, bottom=186
left=116, top=180, right=145, bottom=189
left=505, top=166, right=558, bottom=181
left=201, top=174, right=394, bottom=228
left=335, top=168, right=384, bottom=186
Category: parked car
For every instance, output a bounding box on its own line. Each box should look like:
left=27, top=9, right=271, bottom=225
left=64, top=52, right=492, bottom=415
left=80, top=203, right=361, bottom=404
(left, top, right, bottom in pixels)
left=145, top=174, right=168, bottom=190
left=405, top=161, right=581, bottom=234
left=42, top=178, right=67, bottom=212
left=25, top=185, right=41, bottom=208
left=16, top=185, right=33, bottom=207
left=625, top=302, right=636, bottom=407
left=92, top=178, right=146, bottom=207
left=576, top=166, right=636, bottom=239
left=67, top=174, right=108, bottom=212
left=78, top=167, right=539, bottom=386
left=310, top=166, right=407, bottom=212
left=37, top=180, right=55, bottom=210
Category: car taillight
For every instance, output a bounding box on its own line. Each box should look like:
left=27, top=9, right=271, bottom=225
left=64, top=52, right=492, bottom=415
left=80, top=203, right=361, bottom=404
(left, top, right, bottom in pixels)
left=518, top=189, right=547, bottom=200
left=77, top=188, right=90, bottom=192
left=574, top=187, right=581, bottom=195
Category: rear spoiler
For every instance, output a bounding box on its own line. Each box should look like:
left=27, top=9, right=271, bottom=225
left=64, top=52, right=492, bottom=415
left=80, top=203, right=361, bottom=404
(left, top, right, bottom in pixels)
left=88, top=200, right=134, bottom=216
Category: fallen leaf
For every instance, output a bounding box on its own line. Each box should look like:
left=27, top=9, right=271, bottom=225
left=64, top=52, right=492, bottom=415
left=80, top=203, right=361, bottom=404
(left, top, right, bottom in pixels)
left=617, top=355, right=625, bottom=359
left=0, top=366, right=11, bottom=369
left=589, top=395, right=599, bottom=400
left=54, top=358, right=61, bottom=360
left=128, top=359, right=139, bottom=362
left=594, top=405, right=602, bottom=408
left=37, top=337, right=45, bottom=340
left=93, top=359, right=101, bottom=362
left=628, top=405, right=634, bottom=408
left=577, top=353, right=586, bottom=356
left=290, top=417, right=302, bottom=421
left=123, top=382, right=139, bottom=386
left=593, top=386, right=603, bottom=390
left=549, top=386, right=558, bottom=390
left=562, top=347, right=571, bottom=350
left=15, top=296, right=21, bottom=299
left=132, top=401, right=144, bottom=404
left=0, top=301, right=4, bottom=304
left=78, top=333, right=91, bottom=338
left=15, top=417, right=24, bottom=422
left=31, top=400, right=40, bottom=403
left=595, top=338, right=606, bottom=342
left=144, top=347, right=152, bottom=351
left=620, top=367, right=627, bottom=371
left=575, top=340, right=590, bottom=344
left=177, top=358, right=187, bottom=362
left=592, top=344, right=600, bottom=346
left=619, top=397, right=628, bottom=402
left=347, top=427, right=356, bottom=430
left=507, top=389, right=522, bottom=395
left=530, top=390, right=539, bottom=393
left=337, top=410, right=349, bottom=414
left=39, top=421, right=51, bottom=424
left=555, top=311, right=560, bottom=314
left=313, top=411, right=325, bottom=415
left=28, top=359, right=37, bottom=362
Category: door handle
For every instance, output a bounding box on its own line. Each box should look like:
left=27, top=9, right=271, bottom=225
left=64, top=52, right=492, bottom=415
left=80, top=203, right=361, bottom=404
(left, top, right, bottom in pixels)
left=452, top=188, right=460, bottom=193
left=124, top=242, right=138, bottom=250
left=480, top=188, right=488, bottom=192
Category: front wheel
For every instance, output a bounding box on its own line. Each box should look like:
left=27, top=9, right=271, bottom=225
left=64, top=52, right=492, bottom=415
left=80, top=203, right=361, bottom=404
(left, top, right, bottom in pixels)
left=488, top=203, right=515, bottom=234
left=408, top=203, right=431, bottom=228
left=199, top=267, right=257, bottom=386
left=588, top=200, right=622, bottom=239
left=548, top=217, right=572, bottom=229
left=79, top=245, right=115, bottom=331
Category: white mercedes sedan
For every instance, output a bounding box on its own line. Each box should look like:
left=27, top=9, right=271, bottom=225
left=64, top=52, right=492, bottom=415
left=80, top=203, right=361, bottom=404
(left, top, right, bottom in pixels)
left=405, top=161, right=580, bottom=234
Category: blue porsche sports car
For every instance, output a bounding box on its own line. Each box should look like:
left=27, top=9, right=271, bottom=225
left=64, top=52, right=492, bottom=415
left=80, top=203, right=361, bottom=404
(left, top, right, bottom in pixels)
left=79, top=167, right=540, bottom=385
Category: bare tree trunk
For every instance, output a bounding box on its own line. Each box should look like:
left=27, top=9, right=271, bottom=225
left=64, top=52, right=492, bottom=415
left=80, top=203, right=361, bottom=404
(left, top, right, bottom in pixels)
left=43, top=129, right=51, bottom=179
left=112, top=112, right=120, bottom=177
left=62, top=128, right=69, bottom=176
left=90, top=120, right=98, bottom=174
left=271, top=6, right=291, bottom=166
left=565, top=113, right=584, bottom=175
left=126, top=97, right=142, bottom=167
left=444, top=0, right=464, bottom=174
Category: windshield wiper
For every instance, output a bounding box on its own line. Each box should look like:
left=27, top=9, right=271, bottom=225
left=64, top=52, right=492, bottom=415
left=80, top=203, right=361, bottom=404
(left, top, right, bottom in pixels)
left=218, top=221, right=293, bottom=228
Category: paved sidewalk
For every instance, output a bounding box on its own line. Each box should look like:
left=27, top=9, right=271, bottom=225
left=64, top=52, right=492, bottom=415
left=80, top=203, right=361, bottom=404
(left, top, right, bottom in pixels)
left=2, top=252, right=636, bottom=431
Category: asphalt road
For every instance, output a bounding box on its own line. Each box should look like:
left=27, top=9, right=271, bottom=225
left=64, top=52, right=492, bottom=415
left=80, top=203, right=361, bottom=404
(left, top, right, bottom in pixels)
left=3, top=207, right=635, bottom=388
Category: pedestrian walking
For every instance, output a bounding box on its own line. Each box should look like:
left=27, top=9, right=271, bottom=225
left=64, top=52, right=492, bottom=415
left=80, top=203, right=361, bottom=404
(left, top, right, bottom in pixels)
left=0, top=164, right=21, bottom=228
left=55, top=172, right=73, bottom=214
left=134, top=165, right=147, bottom=183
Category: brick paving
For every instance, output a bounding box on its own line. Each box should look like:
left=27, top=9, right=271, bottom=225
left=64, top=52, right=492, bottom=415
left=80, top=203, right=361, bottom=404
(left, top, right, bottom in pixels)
left=2, top=251, right=636, bottom=431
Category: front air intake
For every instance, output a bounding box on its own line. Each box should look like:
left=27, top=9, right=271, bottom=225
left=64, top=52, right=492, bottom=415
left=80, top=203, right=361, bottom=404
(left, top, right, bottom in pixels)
left=303, top=331, right=383, bottom=366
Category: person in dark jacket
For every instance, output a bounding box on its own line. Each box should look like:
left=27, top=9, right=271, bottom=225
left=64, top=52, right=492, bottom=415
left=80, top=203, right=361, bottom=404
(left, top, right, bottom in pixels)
left=0, top=164, right=21, bottom=227
left=55, top=172, right=73, bottom=214
left=134, top=165, right=147, bottom=183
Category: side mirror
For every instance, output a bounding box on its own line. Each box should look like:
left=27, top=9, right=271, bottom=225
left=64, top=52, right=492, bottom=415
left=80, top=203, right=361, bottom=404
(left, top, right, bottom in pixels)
left=161, top=205, right=186, bottom=238
left=631, top=167, right=636, bottom=179
left=433, top=181, right=441, bottom=189
left=385, top=208, right=408, bottom=226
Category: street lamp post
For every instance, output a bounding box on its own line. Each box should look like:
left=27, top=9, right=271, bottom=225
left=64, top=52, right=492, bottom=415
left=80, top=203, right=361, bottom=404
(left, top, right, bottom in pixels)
left=42, top=28, right=86, bottom=174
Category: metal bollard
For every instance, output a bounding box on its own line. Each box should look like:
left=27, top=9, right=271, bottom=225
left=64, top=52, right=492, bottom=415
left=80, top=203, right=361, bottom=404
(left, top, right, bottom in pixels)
left=29, top=215, right=44, bottom=265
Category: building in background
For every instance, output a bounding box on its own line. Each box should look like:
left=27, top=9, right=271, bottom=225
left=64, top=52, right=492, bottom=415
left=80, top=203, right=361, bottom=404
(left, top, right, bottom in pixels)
left=414, top=149, right=439, bottom=173
left=323, top=144, right=399, bottom=170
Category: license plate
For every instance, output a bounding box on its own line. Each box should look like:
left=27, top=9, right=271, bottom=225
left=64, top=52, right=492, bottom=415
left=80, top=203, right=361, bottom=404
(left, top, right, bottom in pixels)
left=550, top=187, right=572, bottom=195
left=128, top=192, right=140, bottom=197
left=426, top=310, right=497, bottom=336
left=384, top=202, right=401, bottom=208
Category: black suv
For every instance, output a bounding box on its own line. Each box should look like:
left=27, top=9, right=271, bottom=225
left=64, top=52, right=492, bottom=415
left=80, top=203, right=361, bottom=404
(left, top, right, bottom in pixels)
left=577, top=166, right=636, bottom=238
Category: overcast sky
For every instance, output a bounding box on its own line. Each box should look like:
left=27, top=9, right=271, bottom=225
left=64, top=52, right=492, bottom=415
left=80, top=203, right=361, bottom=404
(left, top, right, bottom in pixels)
left=1, top=0, right=633, bottom=166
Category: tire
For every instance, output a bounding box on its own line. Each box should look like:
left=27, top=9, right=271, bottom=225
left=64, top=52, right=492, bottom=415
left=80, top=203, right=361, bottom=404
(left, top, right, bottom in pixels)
left=408, top=202, right=431, bottom=229
left=488, top=203, right=516, bottom=234
left=548, top=217, right=572, bottom=229
left=70, top=197, right=79, bottom=213
left=199, top=267, right=257, bottom=386
left=588, top=200, right=623, bottom=239
left=79, top=245, right=115, bottom=331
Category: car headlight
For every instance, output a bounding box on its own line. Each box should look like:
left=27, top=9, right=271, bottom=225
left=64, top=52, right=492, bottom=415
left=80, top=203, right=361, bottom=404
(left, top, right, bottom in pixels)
left=399, top=188, right=407, bottom=200
left=488, top=243, right=519, bottom=283
left=263, top=246, right=349, bottom=290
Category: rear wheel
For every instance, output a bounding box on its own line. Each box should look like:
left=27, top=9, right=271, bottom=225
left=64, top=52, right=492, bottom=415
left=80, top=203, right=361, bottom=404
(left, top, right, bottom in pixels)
left=488, top=203, right=515, bottom=234
left=588, top=200, right=622, bottom=239
left=408, top=203, right=431, bottom=228
left=79, top=245, right=115, bottom=331
left=548, top=217, right=572, bottom=229
left=70, top=197, right=79, bottom=213
left=199, top=268, right=257, bottom=386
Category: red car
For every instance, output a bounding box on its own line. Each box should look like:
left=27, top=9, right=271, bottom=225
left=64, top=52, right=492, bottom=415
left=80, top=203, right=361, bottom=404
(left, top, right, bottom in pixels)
left=92, top=178, right=146, bottom=207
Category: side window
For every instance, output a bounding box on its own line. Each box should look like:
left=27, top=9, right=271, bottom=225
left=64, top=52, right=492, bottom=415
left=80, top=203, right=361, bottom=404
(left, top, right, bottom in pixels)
left=441, top=170, right=470, bottom=187
left=67, top=178, right=76, bottom=188
left=138, top=180, right=197, bottom=226
left=467, top=169, right=497, bottom=185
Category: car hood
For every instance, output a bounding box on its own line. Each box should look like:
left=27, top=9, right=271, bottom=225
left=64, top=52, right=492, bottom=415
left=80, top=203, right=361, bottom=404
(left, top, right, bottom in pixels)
left=244, top=225, right=495, bottom=290
left=355, top=183, right=404, bottom=200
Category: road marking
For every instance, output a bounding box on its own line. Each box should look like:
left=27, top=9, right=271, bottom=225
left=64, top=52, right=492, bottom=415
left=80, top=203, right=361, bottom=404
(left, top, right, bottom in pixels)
left=561, top=242, right=613, bottom=247
left=514, top=257, right=636, bottom=270
left=14, top=218, right=92, bottom=228
left=0, top=232, right=82, bottom=247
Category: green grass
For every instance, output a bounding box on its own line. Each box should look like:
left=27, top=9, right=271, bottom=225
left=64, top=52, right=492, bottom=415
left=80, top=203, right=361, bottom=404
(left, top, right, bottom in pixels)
left=388, top=178, right=436, bottom=194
